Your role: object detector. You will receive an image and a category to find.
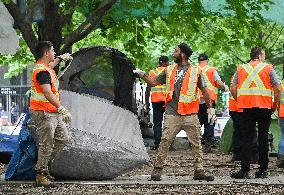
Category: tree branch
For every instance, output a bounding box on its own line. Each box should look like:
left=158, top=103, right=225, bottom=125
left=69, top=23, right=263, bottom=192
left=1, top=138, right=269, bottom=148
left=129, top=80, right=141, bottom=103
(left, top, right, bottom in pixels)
left=268, top=27, right=284, bottom=50
left=61, top=0, right=117, bottom=53
left=262, top=22, right=276, bottom=45
left=4, top=1, right=38, bottom=57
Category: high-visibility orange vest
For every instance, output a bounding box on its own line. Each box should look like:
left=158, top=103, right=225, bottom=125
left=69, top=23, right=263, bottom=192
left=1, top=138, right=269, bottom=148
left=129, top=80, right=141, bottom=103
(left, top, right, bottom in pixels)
left=164, top=64, right=200, bottom=115
left=30, top=61, right=60, bottom=112
left=228, top=75, right=243, bottom=112
left=279, top=82, right=284, bottom=117
left=229, top=96, right=243, bottom=112
left=199, top=66, right=218, bottom=102
left=149, top=66, right=166, bottom=102
left=237, top=62, right=273, bottom=109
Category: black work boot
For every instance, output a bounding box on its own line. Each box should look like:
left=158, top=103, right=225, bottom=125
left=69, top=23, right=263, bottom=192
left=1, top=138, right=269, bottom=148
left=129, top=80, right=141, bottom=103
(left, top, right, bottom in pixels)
left=193, top=170, right=214, bottom=181
left=231, top=170, right=250, bottom=179
left=150, top=167, right=163, bottom=181
left=203, top=141, right=212, bottom=154
left=255, top=170, right=268, bottom=179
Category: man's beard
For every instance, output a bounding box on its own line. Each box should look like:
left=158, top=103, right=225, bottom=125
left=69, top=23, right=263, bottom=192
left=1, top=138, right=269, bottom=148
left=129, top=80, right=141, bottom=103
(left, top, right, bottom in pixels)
left=174, top=54, right=182, bottom=63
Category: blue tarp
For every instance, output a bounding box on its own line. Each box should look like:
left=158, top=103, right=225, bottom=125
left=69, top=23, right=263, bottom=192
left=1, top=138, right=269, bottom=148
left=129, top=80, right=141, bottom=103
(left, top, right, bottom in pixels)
left=5, top=111, right=38, bottom=181
left=0, top=134, right=18, bottom=155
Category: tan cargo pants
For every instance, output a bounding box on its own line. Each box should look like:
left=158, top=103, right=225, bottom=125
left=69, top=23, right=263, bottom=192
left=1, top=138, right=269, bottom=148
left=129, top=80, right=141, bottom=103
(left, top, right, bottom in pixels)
left=30, top=110, right=69, bottom=172
left=153, top=114, right=204, bottom=171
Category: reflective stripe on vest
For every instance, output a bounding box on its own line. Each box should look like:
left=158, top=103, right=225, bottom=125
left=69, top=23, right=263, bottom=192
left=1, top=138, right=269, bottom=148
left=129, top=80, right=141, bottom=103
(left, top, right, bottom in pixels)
left=149, top=67, right=166, bottom=102
left=279, top=82, right=284, bottom=117
left=237, top=63, right=272, bottom=98
left=280, top=83, right=284, bottom=104
left=201, top=66, right=218, bottom=95
left=30, top=64, right=59, bottom=102
left=165, top=65, right=176, bottom=97
left=179, top=66, right=199, bottom=103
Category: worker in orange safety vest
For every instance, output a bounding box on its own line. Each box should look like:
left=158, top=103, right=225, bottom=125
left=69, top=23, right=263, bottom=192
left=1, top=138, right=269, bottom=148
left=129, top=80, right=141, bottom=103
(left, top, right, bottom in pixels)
left=230, top=46, right=281, bottom=179
left=197, top=53, right=228, bottom=153
left=145, top=56, right=169, bottom=150
left=29, top=41, right=73, bottom=187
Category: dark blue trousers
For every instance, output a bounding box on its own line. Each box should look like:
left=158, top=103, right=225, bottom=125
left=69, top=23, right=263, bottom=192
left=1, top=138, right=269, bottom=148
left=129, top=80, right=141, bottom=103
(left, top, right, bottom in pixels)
left=152, top=102, right=165, bottom=147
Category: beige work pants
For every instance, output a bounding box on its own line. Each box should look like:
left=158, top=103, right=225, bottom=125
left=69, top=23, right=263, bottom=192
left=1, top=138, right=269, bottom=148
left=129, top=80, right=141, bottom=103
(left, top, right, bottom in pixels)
left=30, top=110, right=69, bottom=172
left=153, top=114, right=204, bottom=171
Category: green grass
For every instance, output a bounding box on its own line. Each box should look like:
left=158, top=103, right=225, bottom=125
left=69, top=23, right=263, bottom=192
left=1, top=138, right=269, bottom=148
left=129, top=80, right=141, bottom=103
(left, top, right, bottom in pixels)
left=219, top=118, right=281, bottom=154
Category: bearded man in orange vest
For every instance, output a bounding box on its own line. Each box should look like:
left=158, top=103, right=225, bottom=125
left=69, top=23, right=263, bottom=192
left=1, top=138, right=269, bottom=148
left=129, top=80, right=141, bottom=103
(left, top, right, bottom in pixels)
left=197, top=53, right=228, bottom=153
left=29, top=41, right=72, bottom=187
left=230, top=46, right=281, bottom=179
left=145, top=56, right=169, bottom=150
left=134, top=43, right=215, bottom=181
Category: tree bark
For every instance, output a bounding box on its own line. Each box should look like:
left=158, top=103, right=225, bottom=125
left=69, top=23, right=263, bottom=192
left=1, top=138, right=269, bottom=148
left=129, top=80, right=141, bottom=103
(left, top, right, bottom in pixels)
left=4, top=1, right=38, bottom=57
left=5, top=0, right=117, bottom=57
left=61, top=0, right=117, bottom=53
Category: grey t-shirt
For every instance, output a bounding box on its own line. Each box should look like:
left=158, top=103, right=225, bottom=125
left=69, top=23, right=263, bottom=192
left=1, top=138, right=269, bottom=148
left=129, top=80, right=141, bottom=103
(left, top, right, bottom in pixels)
left=156, top=64, right=207, bottom=115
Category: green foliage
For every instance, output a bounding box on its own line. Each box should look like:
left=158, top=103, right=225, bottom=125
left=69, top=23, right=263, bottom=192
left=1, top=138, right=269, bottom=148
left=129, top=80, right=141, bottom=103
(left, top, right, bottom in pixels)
left=0, top=34, right=34, bottom=78
left=219, top=118, right=280, bottom=154
left=1, top=0, right=284, bottom=80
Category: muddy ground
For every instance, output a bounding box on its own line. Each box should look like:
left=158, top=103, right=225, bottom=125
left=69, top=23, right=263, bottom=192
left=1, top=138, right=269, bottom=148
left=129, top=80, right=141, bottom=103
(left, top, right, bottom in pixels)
left=1, top=148, right=284, bottom=195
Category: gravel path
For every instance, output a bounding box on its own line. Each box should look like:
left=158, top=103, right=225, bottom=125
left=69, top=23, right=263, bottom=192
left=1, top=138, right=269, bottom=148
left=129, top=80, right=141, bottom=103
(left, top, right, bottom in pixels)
left=1, top=149, right=284, bottom=194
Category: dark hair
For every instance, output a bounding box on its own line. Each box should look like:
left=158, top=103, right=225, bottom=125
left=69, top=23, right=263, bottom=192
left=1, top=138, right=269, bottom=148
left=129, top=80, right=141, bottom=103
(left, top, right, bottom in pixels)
left=250, top=46, right=264, bottom=60
left=198, top=53, right=209, bottom=61
left=178, top=43, right=193, bottom=58
left=35, top=41, right=53, bottom=60
left=159, top=55, right=169, bottom=65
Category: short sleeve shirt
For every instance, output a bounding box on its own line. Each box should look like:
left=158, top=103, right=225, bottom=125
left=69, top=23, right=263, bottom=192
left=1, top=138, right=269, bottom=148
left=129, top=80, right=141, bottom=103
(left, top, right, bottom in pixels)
left=156, top=64, right=206, bottom=115
left=36, top=71, right=51, bottom=85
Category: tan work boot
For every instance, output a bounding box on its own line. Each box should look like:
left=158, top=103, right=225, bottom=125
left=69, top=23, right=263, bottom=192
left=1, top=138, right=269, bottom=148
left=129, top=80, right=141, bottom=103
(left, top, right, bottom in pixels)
left=150, top=167, right=163, bottom=181
left=36, top=171, right=54, bottom=187
left=193, top=169, right=214, bottom=181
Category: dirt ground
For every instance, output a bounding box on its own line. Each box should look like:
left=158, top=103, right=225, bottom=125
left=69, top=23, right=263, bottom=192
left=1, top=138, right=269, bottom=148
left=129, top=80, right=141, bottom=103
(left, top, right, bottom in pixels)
left=1, top=149, right=284, bottom=195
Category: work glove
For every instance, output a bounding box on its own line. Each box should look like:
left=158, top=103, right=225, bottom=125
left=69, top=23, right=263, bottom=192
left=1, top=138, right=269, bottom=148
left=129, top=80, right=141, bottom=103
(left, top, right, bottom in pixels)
left=133, top=68, right=146, bottom=78
left=224, top=84, right=229, bottom=92
left=58, top=106, right=72, bottom=123
left=58, top=53, right=73, bottom=61
left=207, top=108, right=217, bottom=125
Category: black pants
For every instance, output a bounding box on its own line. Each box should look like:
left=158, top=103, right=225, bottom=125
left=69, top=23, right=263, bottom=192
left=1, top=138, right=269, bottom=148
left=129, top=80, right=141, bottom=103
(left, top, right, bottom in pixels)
left=198, top=102, right=216, bottom=142
left=239, top=108, right=271, bottom=172
left=152, top=102, right=165, bottom=147
left=230, top=111, right=258, bottom=158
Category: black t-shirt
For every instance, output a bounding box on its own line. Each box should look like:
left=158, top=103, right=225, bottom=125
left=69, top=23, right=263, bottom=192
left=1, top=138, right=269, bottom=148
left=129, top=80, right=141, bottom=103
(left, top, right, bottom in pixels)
left=36, top=71, right=51, bottom=85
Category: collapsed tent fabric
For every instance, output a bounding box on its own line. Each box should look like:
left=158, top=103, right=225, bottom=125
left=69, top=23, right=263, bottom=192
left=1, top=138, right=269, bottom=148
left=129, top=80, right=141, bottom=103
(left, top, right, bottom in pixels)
left=5, top=112, right=37, bottom=181
left=50, top=91, right=149, bottom=180
left=59, top=46, right=136, bottom=113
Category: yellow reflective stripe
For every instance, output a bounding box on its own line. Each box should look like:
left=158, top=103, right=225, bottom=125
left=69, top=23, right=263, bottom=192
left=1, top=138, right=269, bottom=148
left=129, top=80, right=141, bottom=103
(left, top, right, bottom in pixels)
left=179, top=66, right=199, bottom=103
left=280, top=83, right=284, bottom=103
left=241, top=63, right=266, bottom=89
left=31, top=64, right=60, bottom=102
left=179, top=95, right=196, bottom=102
left=154, top=68, right=164, bottom=76
left=165, top=65, right=176, bottom=93
left=238, top=88, right=272, bottom=96
left=30, top=88, right=59, bottom=102
left=201, top=66, right=218, bottom=94
left=188, top=66, right=198, bottom=96
left=151, top=86, right=166, bottom=92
